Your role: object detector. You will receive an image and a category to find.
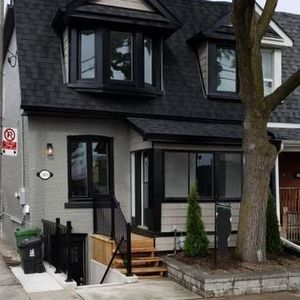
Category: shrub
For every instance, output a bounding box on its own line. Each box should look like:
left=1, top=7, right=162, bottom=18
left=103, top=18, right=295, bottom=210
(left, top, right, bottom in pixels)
left=266, top=192, right=282, bottom=254
left=184, top=184, right=209, bottom=257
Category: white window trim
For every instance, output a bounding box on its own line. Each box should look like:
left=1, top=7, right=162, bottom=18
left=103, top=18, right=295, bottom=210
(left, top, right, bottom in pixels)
left=255, top=4, right=293, bottom=48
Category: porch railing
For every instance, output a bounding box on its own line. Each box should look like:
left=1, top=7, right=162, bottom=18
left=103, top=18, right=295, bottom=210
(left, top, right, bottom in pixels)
left=282, top=207, right=300, bottom=243
left=42, top=218, right=73, bottom=282
left=93, top=196, right=132, bottom=276
left=280, top=187, right=300, bottom=215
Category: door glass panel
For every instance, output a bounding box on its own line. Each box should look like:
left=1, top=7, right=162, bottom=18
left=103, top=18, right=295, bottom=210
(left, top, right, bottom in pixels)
left=70, top=141, right=88, bottom=197
left=143, top=155, right=149, bottom=209
left=196, top=153, right=214, bottom=198
left=80, top=30, right=95, bottom=79
left=92, top=142, right=109, bottom=195
left=110, top=31, right=133, bottom=81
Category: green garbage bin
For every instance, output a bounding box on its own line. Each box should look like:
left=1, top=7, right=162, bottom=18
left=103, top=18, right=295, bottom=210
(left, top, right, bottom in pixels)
left=14, top=228, right=41, bottom=252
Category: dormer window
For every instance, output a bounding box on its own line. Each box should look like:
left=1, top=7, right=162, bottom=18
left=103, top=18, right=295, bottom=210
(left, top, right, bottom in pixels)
left=54, top=0, right=180, bottom=97
left=188, top=6, right=292, bottom=101
left=206, top=44, right=276, bottom=99
left=66, top=27, right=162, bottom=97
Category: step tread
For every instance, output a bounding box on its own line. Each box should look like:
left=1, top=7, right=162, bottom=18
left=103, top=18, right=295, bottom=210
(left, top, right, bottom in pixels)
left=115, top=256, right=162, bottom=262
left=119, top=266, right=167, bottom=274
left=131, top=247, right=157, bottom=253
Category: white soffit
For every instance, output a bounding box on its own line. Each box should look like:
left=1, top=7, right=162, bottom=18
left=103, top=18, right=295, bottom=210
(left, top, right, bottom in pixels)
left=255, top=3, right=293, bottom=47
left=89, top=0, right=154, bottom=12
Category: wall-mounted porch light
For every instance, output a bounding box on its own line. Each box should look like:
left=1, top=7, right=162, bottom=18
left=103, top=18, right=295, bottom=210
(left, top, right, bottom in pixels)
left=46, top=143, right=54, bottom=157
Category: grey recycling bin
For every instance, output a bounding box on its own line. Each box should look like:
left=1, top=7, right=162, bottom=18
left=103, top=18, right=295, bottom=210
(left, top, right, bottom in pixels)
left=19, top=236, right=45, bottom=274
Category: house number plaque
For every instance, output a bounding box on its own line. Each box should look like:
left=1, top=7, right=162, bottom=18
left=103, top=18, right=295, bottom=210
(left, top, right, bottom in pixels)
left=37, top=170, right=53, bottom=181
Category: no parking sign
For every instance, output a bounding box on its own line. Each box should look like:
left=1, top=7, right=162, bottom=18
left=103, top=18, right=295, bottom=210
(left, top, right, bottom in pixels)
left=2, top=127, right=18, bottom=156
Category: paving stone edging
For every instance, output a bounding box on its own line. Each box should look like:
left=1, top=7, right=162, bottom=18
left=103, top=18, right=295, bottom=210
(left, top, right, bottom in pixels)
left=163, top=256, right=300, bottom=298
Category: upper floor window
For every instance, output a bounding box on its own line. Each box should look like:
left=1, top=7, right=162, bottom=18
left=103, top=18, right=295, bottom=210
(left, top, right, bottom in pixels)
left=80, top=30, right=96, bottom=80
left=207, top=44, right=276, bottom=98
left=216, top=47, right=237, bottom=93
left=66, top=27, right=162, bottom=97
left=110, top=31, right=133, bottom=81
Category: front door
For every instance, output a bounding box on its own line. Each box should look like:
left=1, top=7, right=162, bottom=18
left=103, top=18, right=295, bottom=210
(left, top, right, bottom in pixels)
left=133, top=150, right=155, bottom=231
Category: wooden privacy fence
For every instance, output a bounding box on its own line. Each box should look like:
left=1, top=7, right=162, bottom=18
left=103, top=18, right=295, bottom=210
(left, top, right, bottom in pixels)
left=282, top=207, right=300, bottom=243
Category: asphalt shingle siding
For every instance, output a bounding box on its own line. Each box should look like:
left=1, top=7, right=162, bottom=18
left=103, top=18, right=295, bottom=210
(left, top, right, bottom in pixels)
left=11, top=0, right=300, bottom=124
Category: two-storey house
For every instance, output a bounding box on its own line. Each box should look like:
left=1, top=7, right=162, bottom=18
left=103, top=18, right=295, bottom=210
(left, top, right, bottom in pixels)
left=2, top=0, right=300, bottom=284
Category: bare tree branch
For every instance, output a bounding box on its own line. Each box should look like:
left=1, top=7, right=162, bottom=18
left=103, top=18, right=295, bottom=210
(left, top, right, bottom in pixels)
left=256, top=0, right=278, bottom=42
left=266, top=69, right=300, bottom=111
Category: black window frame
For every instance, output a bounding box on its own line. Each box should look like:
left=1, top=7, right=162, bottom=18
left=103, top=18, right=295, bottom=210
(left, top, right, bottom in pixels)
left=68, top=25, right=162, bottom=96
left=162, top=150, right=243, bottom=203
left=67, top=135, right=114, bottom=204
left=208, top=43, right=240, bottom=100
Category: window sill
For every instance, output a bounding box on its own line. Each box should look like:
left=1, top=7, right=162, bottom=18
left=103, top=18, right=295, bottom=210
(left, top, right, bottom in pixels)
left=65, top=201, right=93, bottom=209
left=68, top=82, right=162, bottom=98
left=207, top=92, right=240, bottom=101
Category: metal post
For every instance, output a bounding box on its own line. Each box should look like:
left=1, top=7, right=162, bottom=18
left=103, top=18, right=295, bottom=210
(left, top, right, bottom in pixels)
left=66, top=221, right=73, bottom=282
left=111, top=199, right=115, bottom=240
left=55, top=218, right=61, bottom=273
left=126, top=223, right=132, bottom=276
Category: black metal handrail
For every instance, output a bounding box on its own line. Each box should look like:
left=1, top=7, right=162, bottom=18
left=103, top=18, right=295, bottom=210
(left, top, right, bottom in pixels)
left=42, top=218, right=73, bottom=282
left=93, top=196, right=132, bottom=277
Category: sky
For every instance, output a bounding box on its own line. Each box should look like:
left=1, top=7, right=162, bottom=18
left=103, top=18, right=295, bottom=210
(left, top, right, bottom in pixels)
left=209, top=0, right=300, bottom=15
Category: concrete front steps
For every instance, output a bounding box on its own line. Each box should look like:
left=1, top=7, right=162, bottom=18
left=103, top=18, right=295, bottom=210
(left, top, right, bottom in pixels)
left=114, top=234, right=167, bottom=278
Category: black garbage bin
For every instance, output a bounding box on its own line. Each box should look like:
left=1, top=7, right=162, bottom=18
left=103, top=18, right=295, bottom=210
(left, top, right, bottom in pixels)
left=19, top=236, right=45, bottom=274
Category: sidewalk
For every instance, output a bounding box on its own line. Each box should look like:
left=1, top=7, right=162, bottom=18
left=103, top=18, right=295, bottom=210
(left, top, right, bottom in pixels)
left=0, top=235, right=82, bottom=300
left=0, top=241, right=29, bottom=300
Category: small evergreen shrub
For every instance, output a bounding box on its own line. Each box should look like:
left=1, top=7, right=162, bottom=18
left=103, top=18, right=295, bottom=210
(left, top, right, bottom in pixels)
left=266, top=192, right=282, bottom=254
left=184, top=184, right=209, bottom=257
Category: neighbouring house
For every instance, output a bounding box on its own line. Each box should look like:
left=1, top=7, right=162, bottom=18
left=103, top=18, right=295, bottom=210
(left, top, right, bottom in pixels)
left=2, top=0, right=300, bottom=285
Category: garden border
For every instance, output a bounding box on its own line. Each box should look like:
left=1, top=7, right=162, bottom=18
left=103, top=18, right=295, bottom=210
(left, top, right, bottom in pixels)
left=163, top=256, right=300, bottom=298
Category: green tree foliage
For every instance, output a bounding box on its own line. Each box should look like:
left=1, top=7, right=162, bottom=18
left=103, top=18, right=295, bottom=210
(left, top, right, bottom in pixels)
left=266, top=192, right=282, bottom=254
left=184, top=184, right=209, bottom=257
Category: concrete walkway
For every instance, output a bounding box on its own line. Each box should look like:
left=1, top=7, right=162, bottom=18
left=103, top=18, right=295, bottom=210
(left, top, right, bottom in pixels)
left=77, top=279, right=202, bottom=300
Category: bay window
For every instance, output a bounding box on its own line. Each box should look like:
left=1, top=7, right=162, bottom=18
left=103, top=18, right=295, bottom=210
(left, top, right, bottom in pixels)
left=68, top=27, right=162, bottom=96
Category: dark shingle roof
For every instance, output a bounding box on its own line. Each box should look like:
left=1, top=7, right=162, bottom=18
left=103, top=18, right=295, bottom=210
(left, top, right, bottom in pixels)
left=11, top=0, right=300, bottom=124
left=127, top=117, right=244, bottom=142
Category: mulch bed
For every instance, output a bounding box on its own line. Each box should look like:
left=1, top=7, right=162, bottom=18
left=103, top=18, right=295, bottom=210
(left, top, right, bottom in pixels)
left=173, top=248, right=300, bottom=275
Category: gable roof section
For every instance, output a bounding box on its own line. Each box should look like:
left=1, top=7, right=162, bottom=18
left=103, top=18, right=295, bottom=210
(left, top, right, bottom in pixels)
left=188, top=3, right=293, bottom=48
left=89, top=0, right=154, bottom=12
left=52, top=0, right=181, bottom=34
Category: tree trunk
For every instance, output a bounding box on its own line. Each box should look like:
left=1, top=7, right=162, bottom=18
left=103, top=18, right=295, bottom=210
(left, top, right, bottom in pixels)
left=236, top=113, right=278, bottom=262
